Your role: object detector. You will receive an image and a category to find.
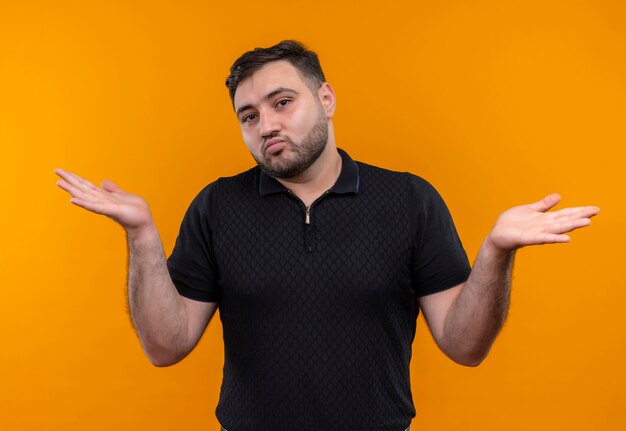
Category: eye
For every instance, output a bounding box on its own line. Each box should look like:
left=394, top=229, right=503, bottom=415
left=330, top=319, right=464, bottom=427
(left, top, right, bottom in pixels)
left=275, top=99, right=291, bottom=108
left=242, top=113, right=257, bottom=123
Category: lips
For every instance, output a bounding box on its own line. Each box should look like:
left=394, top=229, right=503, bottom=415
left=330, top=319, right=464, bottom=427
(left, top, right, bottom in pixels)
left=264, top=137, right=287, bottom=155
left=265, top=138, right=285, bottom=150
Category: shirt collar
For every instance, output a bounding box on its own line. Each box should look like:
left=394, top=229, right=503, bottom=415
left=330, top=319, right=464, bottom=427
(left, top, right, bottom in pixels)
left=259, top=148, right=360, bottom=197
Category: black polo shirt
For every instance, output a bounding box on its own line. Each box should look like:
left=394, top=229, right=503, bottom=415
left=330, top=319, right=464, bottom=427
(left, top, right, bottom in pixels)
left=167, top=148, right=471, bottom=431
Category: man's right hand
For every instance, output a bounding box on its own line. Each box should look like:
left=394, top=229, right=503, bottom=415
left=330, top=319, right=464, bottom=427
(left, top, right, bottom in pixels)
left=54, top=168, right=154, bottom=236
left=55, top=167, right=216, bottom=366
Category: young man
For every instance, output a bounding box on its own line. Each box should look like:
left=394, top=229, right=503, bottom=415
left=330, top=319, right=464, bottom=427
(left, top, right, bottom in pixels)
left=55, top=40, right=599, bottom=431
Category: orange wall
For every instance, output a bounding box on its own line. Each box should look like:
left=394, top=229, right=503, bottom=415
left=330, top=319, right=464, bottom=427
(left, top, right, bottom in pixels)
left=1, top=1, right=624, bottom=429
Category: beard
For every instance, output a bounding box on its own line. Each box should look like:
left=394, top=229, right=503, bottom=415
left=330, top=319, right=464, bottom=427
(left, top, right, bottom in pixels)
left=254, top=110, right=329, bottom=179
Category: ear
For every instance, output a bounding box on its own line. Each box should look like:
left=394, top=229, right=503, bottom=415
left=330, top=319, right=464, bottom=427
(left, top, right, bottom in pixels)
left=317, top=82, right=336, bottom=118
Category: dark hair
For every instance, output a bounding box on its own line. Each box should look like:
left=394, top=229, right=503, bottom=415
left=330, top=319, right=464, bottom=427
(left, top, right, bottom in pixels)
left=225, top=40, right=326, bottom=104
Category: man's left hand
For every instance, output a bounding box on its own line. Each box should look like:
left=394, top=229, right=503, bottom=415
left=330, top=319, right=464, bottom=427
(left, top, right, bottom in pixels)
left=486, top=193, right=600, bottom=253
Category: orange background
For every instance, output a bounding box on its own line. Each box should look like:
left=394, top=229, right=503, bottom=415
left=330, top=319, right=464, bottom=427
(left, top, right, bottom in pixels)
left=1, top=0, right=624, bottom=429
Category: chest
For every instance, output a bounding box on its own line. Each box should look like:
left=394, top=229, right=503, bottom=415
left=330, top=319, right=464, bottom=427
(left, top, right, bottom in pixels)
left=211, top=193, right=415, bottom=315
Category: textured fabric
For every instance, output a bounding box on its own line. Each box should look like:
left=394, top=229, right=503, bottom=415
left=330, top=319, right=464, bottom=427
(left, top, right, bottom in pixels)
left=167, top=149, right=471, bottom=431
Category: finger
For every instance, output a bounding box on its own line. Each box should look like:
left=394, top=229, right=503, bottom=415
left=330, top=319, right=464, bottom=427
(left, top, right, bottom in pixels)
left=54, top=168, right=81, bottom=187
left=57, top=175, right=106, bottom=201
left=101, top=179, right=124, bottom=193
left=54, top=168, right=98, bottom=191
left=67, top=170, right=100, bottom=190
left=551, top=206, right=600, bottom=219
left=531, top=233, right=571, bottom=244
left=548, top=217, right=592, bottom=234
left=69, top=197, right=107, bottom=215
left=54, top=168, right=85, bottom=187
left=546, top=234, right=571, bottom=243
left=56, top=179, right=87, bottom=198
left=528, top=193, right=561, bottom=213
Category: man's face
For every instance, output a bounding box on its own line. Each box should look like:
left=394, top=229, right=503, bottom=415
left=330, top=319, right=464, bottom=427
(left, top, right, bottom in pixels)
left=233, top=60, right=330, bottom=179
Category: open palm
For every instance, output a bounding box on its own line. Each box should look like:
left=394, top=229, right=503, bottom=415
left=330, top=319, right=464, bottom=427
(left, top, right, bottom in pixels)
left=55, top=168, right=153, bottom=233
left=487, top=193, right=600, bottom=252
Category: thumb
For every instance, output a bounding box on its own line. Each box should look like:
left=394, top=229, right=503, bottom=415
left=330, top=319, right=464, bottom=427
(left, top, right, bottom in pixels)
left=528, top=193, right=561, bottom=212
left=101, top=179, right=124, bottom=193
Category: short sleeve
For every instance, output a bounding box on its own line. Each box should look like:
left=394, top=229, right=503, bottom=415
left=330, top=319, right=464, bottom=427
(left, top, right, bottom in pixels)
left=167, top=183, right=220, bottom=302
left=407, top=175, right=471, bottom=296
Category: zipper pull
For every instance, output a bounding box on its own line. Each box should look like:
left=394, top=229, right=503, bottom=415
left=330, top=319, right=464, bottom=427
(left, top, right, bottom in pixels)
left=305, top=206, right=311, bottom=225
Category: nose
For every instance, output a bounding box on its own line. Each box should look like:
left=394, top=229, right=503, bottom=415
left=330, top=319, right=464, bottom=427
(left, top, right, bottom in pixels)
left=259, top=110, right=281, bottom=139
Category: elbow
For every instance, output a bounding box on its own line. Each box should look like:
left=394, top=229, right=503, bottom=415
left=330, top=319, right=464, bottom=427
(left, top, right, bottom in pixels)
left=453, top=354, right=486, bottom=368
left=147, top=354, right=181, bottom=368
left=444, top=343, right=491, bottom=367
left=142, top=342, right=188, bottom=367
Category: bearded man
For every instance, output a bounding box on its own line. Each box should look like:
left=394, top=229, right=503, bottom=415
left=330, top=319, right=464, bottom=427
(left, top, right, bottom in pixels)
left=55, top=40, right=599, bottom=431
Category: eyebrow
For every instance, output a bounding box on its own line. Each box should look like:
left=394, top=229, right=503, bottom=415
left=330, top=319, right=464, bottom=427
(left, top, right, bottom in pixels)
left=236, top=87, right=299, bottom=117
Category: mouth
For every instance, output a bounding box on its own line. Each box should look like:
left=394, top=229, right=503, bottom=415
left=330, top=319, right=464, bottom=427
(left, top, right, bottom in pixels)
left=264, top=138, right=287, bottom=155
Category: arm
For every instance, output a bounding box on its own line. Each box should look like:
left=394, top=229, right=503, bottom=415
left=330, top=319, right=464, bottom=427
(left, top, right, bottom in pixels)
left=127, top=224, right=218, bottom=366
left=55, top=168, right=217, bottom=366
left=419, top=193, right=599, bottom=367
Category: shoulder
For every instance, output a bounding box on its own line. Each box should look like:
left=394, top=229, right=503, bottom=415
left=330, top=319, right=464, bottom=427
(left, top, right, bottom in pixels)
left=192, top=166, right=259, bottom=199
left=354, top=160, right=439, bottom=198
left=186, top=166, right=260, bottom=213
left=353, top=160, right=452, bottom=225
left=215, top=166, right=260, bottom=189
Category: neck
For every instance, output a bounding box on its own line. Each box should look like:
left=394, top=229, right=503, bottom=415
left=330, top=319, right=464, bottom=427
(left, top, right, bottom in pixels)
left=277, top=138, right=341, bottom=207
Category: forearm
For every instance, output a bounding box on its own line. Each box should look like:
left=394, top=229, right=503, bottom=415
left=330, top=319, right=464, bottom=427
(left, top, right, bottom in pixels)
left=127, top=225, right=190, bottom=366
left=54, top=169, right=204, bottom=366
left=441, top=239, right=515, bottom=366
left=422, top=194, right=598, bottom=367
